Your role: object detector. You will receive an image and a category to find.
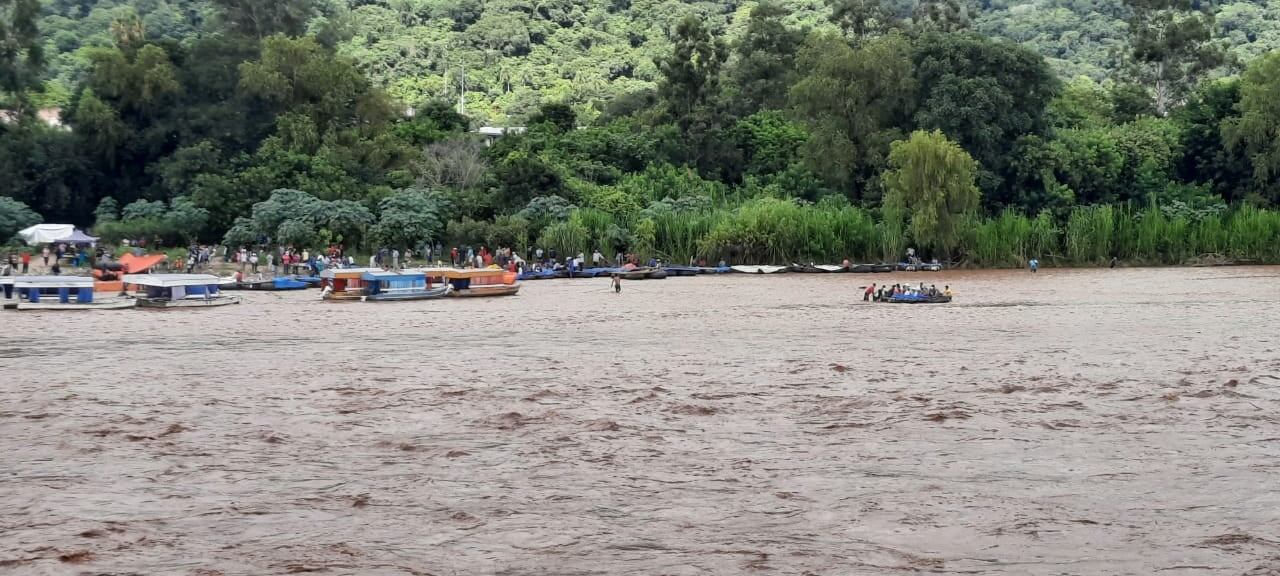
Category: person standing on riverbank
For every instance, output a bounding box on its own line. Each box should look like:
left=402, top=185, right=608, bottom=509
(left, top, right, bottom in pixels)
left=612, top=274, right=622, bottom=293
left=21, top=251, right=30, bottom=273
left=1029, top=258, right=1039, bottom=273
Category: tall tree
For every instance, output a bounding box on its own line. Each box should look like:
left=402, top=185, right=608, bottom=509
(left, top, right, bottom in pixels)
left=881, top=129, right=980, bottom=256
left=654, top=15, right=735, bottom=180
left=0, top=0, right=42, bottom=116
left=1126, top=0, right=1229, bottom=116
left=1224, top=52, right=1280, bottom=205
left=911, top=32, right=1057, bottom=206
left=731, top=2, right=803, bottom=113
left=790, top=32, right=916, bottom=201
left=826, top=0, right=897, bottom=41
left=211, top=0, right=317, bottom=38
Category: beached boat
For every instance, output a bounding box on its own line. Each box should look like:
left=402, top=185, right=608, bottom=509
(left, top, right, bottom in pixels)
left=919, top=262, right=943, bottom=272
left=896, top=262, right=918, bottom=272
left=788, top=264, right=828, bottom=273
left=289, top=274, right=324, bottom=286
left=872, top=264, right=894, bottom=273
left=882, top=293, right=952, bottom=304
left=359, top=270, right=451, bottom=301
left=663, top=266, right=700, bottom=276
left=225, top=276, right=309, bottom=290
left=421, top=267, right=521, bottom=298
left=645, top=269, right=669, bottom=279
left=622, top=268, right=650, bottom=280
left=319, top=267, right=383, bottom=301
left=817, top=264, right=848, bottom=272
left=731, top=265, right=787, bottom=274
left=851, top=264, right=875, bottom=273
left=13, top=276, right=135, bottom=310
left=697, top=266, right=733, bottom=274
left=124, top=274, right=242, bottom=308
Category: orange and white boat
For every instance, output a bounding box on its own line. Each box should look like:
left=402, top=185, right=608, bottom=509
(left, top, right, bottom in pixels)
left=319, top=267, right=384, bottom=301
left=419, top=267, right=520, bottom=298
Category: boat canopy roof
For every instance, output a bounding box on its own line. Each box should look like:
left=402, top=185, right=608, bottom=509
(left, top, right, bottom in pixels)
left=14, top=276, right=95, bottom=288
left=320, top=267, right=383, bottom=279
left=417, top=267, right=506, bottom=279
left=361, top=270, right=426, bottom=281
left=123, top=274, right=222, bottom=287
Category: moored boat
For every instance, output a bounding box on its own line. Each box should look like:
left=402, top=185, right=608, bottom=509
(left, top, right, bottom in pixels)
left=851, top=264, right=875, bottom=273
left=816, top=264, right=848, bottom=272
left=663, top=266, right=700, bottom=276
left=1, top=277, right=15, bottom=309
left=872, top=264, right=894, bottom=273
left=622, top=268, right=650, bottom=280
left=788, top=264, right=828, bottom=273
left=13, top=276, right=135, bottom=310
left=421, top=267, right=521, bottom=298
left=124, top=274, right=242, bottom=308
left=319, top=267, right=383, bottom=300
left=730, top=265, right=787, bottom=274
left=360, top=270, right=451, bottom=301
left=919, top=262, right=943, bottom=271
left=645, top=269, right=669, bottom=279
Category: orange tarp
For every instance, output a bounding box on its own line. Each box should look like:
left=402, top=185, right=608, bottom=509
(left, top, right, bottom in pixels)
left=93, top=253, right=167, bottom=292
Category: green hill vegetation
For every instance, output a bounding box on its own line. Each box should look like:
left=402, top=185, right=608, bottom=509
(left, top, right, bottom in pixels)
left=3, top=0, right=1280, bottom=266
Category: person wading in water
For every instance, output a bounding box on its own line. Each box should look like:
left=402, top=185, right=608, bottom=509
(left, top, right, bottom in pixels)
left=611, top=273, right=622, bottom=294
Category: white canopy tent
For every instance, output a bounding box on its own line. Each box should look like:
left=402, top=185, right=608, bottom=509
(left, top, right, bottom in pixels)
left=17, top=224, right=75, bottom=244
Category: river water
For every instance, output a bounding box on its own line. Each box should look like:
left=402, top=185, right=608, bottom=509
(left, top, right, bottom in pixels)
left=2, top=267, right=1279, bottom=575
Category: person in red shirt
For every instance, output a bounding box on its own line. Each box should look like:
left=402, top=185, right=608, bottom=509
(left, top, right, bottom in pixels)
left=864, top=283, right=876, bottom=302
left=20, top=252, right=31, bottom=273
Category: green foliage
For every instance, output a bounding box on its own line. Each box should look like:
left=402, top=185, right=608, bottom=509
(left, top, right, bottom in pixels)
left=882, top=130, right=981, bottom=257
left=1224, top=52, right=1280, bottom=204
left=94, top=197, right=120, bottom=224
left=372, top=187, right=445, bottom=250
left=0, top=195, right=40, bottom=241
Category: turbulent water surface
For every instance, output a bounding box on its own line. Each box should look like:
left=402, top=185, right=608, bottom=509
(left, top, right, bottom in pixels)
left=3, top=267, right=1280, bottom=575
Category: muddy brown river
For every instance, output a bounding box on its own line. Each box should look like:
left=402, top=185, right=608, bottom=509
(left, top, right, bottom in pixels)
left=2, top=267, right=1279, bottom=575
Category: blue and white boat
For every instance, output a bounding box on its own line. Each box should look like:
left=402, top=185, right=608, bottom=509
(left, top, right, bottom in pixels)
left=124, top=274, right=242, bottom=308
left=12, top=276, right=135, bottom=310
left=359, top=270, right=451, bottom=301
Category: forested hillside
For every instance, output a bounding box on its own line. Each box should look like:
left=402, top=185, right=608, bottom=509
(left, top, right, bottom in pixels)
left=4, top=0, right=1280, bottom=268
left=24, top=0, right=1280, bottom=121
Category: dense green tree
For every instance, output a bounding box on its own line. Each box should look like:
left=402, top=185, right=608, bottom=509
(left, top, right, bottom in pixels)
left=211, top=0, right=316, bottom=38
left=882, top=130, right=980, bottom=256
left=791, top=32, right=915, bottom=201
left=911, top=32, right=1057, bottom=206
left=731, top=2, right=803, bottom=113
left=1224, top=52, right=1280, bottom=205
left=1126, top=0, right=1230, bottom=116
left=0, top=0, right=42, bottom=114
left=93, top=197, right=120, bottom=224
left=0, top=195, right=40, bottom=241
left=372, top=187, right=446, bottom=249
left=529, top=101, right=577, bottom=133
left=827, top=0, right=896, bottom=41
left=1176, top=78, right=1250, bottom=202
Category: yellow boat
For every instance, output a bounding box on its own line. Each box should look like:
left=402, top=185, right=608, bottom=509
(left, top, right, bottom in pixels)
left=419, top=267, right=521, bottom=298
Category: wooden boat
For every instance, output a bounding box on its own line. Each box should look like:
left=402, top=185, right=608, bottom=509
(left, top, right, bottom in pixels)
left=359, top=270, right=451, bottom=301
left=872, top=264, right=894, bottom=273
left=663, top=266, right=700, bottom=276
left=13, top=276, right=136, bottom=310
left=851, top=264, right=875, bottom=273
left=816, top=264, right=848, bottom=272
left=645, top=269, right=669, bottom=279
left=788, top=264, right=828, bottom=273
left=697, top=266, right=733, bottom=274
left=622, top=268, right=649, bottom=280
left=124, top=274, right=242, bottom=308
left=731, top=265, right=787, bottom=274
left=319, top=267, right=383, bottom=301
left=919, top=262, right=943, bottom=272
left=420, top=267, right=521, bottom=298
left=896, top=262, right=918, bottom=271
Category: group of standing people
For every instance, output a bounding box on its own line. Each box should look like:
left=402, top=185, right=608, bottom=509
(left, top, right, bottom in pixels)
left=863, top=282, right=951, bottom=302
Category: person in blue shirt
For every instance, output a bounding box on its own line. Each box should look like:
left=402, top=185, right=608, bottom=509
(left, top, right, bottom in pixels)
left=1029, top=258, right=1039, bottom=273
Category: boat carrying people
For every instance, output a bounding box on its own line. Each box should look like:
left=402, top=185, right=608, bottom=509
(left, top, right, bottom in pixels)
left=319, top=267, right=383, bottom=301
left=872, top=282, right=953, bottom=304
left=124, top=274, right=242, bottom=308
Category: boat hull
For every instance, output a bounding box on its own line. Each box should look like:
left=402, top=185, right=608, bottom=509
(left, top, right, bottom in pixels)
left=16, top=299, right=136, bottom=311
left=365, top=286, right=451, bottom=301
left=137, top=296, right=242, bottom=308
left=881, top=295, right=952, bottom=304
left=449, top=284, right=521, bottom=297
left=731, top=265, right=787, bottom=274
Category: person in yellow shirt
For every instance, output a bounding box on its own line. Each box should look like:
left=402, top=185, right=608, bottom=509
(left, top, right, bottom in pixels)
left=943, top=286, right=953, bottom=297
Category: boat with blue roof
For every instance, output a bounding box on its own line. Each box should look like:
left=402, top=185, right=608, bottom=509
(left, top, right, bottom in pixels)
left=358, top=270, right=451, bottom=301
left=12, top=276, right=136, bottom=310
